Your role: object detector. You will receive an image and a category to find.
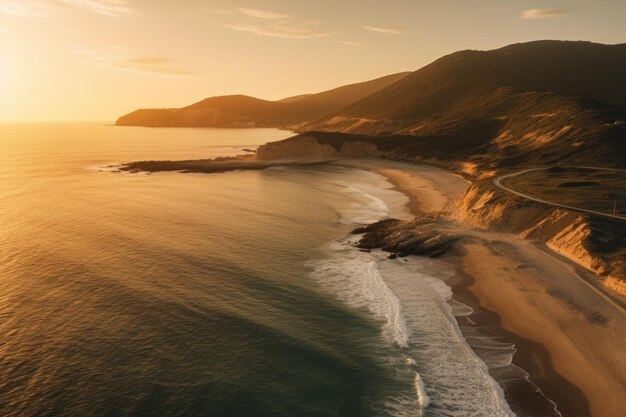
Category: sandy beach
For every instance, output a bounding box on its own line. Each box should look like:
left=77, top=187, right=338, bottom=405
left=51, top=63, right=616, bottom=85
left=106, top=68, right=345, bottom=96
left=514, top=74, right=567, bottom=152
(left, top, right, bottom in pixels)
left=333, top=159, right=469, bottom=215
left=340, top=158, right=626, bottom=417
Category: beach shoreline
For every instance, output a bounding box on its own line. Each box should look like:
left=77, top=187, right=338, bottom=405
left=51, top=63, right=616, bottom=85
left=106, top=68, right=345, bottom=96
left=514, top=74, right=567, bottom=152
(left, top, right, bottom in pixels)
left=114, top=154, right=624, bottom=416
left=449, top=258, right=589, bottom=417
left=338, top=158, right=625, bottom=417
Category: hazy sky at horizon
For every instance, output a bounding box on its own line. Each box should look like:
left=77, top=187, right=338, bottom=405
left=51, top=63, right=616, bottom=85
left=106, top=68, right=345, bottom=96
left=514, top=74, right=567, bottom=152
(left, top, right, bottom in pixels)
left=1, top=0, right=625, bottom=121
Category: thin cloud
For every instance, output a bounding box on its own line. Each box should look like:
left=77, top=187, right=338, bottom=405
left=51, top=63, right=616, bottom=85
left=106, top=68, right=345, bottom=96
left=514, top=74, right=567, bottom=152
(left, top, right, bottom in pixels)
left=364, top=26, right=401, bottom=34
left=0, top=1, right=57, bottom=17
left=73, top=45, right=191, bottom=75
left=521, top=9, right=566, bottom=19
left=116, top=57, right=192, bottom=75
left=223, top=7, right=329, bottom=40
left=237, top=7, right=289, bottom=20
left=226, top=23, right=331, bottom=39
left=61, top=0, right=134, bottom=17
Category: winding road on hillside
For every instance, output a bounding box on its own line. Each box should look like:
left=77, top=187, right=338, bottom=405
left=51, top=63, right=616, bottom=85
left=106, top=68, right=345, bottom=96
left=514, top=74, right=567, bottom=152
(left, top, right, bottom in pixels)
left=493, top=167, right=626, bottom=221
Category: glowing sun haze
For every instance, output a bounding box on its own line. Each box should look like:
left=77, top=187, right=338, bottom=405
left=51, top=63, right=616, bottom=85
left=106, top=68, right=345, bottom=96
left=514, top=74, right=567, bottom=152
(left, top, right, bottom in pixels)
left=1, top=0, right=625, bottom=121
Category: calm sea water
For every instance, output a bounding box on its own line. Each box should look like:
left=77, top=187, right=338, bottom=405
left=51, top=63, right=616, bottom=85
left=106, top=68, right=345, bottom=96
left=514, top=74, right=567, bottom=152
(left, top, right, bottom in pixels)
left=0, top=123, right=515, bottom=417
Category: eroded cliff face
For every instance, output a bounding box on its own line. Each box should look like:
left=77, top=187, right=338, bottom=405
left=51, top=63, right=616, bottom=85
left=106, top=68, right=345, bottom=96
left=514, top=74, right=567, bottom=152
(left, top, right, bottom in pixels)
left=255, top=134, right=383, bottom=160
left=455, top=183, right=626, bottom=296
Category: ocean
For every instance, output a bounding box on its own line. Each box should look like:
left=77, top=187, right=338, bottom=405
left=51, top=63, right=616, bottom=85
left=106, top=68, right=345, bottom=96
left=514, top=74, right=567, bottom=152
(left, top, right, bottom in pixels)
left=0, top=123, right=516, bottom=416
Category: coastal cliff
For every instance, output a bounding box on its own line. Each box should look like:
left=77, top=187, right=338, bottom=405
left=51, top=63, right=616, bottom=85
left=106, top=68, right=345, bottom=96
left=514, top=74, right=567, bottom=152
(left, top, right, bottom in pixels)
left=255, top=133, right=381, bottom=160
left=254, top=132, right=626, bottom=297
left=455, top=182, right=626, bottom=296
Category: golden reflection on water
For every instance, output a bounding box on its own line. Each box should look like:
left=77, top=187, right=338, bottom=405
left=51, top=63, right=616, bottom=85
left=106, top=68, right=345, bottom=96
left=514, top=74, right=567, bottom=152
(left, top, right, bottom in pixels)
left=0, top=123, right=415, bottom=417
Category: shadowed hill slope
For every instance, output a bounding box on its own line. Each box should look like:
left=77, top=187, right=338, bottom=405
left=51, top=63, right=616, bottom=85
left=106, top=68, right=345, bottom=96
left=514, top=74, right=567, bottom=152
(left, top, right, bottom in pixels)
left=298, top=41, right=626, bottom=169
left=309, top=41, right=626, bottom=127
left=115, top=72, right=410, bottom=128
left=283, top=72, right=413, bottom=127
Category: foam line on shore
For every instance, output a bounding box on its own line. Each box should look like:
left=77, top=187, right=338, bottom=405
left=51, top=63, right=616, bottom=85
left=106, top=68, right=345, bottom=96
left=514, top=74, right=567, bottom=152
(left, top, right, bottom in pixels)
left=307, top=177, right=515, bottom=416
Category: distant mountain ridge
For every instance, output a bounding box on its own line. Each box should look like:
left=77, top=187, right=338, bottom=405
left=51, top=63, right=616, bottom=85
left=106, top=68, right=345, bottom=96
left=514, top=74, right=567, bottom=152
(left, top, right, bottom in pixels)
left=115, top=72, right=410, bottom=128
left=306, top=40, right=626, bottom=132
left=293, top=40, right=626, bottom=169
left=117, top=40, right=626, bottom=168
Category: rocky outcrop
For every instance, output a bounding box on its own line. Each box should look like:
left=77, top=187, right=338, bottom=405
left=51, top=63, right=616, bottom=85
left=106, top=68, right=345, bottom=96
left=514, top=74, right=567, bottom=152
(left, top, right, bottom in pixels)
left=116, top=155, right=330, bottom=174
left=352, top=216, right=460, bottom=258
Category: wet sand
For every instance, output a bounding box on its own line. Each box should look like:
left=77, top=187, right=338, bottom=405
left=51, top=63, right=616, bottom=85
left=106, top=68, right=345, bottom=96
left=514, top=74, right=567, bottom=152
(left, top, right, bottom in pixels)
left=344, top=158, right=625, bottom=417
left=456, top=240, right=625, bottom=417
left=333, top=159, right=468, bottom=215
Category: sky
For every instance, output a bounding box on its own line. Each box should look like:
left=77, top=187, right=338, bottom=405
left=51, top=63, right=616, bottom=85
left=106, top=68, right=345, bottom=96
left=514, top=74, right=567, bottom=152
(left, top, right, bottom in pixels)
left=1, top=0, right=625, bottom=121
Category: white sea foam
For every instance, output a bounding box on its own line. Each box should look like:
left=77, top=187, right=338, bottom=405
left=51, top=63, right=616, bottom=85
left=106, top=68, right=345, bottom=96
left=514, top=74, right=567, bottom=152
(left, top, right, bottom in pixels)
left=88, top=163, right=122, bottom=172
left=448, top=299, right=475, bottom=317
left=414, top=373, right=430, bottom=409
left=308, top=239, right=516, bottom=416
left=335, top=171, right=413, bottom=221
left=307, top=182, right=429, bottom=416
left=307, top=176, right=515, bottom=416
left=376, top=257, right=515, bottom=416
left=308, top=239, right=409, bottom=348
left=89, top=163, right=155, bottom=175
left=343, top=185, right=390, bottom=224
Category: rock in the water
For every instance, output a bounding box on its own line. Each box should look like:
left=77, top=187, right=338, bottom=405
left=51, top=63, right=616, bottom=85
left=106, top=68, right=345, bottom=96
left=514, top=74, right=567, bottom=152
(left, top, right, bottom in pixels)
left=351, top=215, right=459, bottom=258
